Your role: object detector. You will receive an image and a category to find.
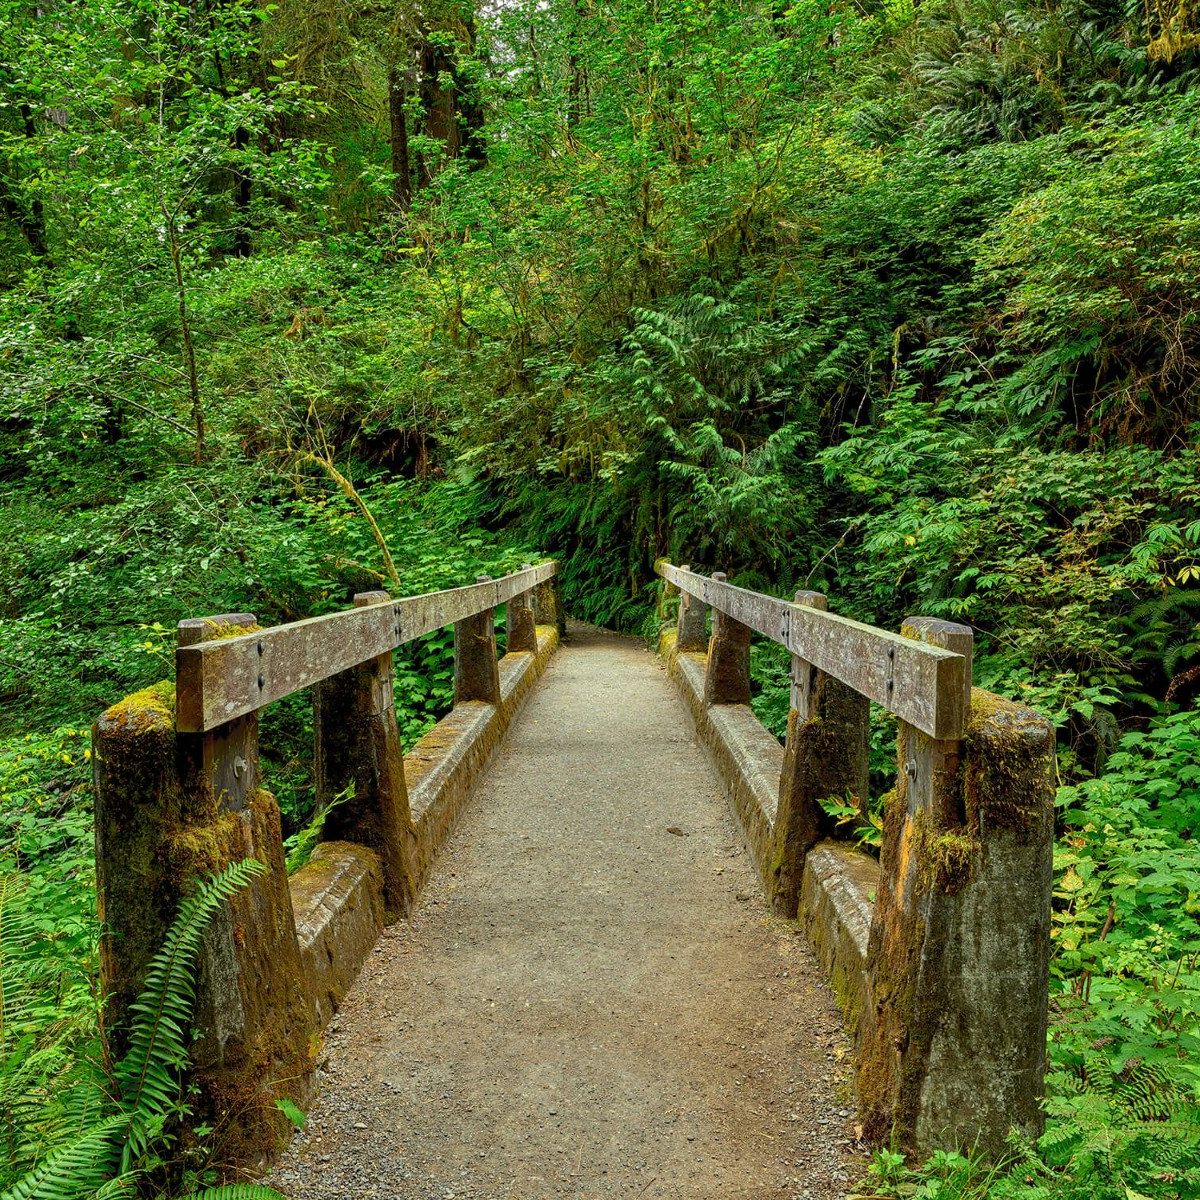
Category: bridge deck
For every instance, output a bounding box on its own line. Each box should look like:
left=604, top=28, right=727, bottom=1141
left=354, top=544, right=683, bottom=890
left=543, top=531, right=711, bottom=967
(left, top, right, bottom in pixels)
left=268, top=626, right=858, bottom=1199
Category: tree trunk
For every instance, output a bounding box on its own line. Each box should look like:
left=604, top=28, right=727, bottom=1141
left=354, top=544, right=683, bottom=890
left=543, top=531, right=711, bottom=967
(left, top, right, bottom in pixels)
left=455, top=15, right=485, bottom=166
left=567, top=0, right=588, bottom=131
left=232, top=123, right=251, bottom=257
left=0, top=98, right=49, bottom=260
left=164, top=205, right=205, bottom=463
left=388, top=63, right=413, bottom=208
left=417, top=29, right=458, bottom=186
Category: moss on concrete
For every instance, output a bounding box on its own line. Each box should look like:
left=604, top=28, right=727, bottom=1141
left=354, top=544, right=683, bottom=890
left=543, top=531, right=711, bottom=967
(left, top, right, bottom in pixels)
left=205, top=620, right=263, bottom=640
left=909, top=808, right=978, bottom=895
left=103, top=678, right=176, bottom=727
left=963, top=688, right=1055, bottom=838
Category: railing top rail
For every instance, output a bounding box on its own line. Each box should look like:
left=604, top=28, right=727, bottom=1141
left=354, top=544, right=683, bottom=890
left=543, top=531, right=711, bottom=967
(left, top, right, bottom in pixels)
left=657, top=561, right=969, bottom=740
left=176, top=561, right=557, bottom=733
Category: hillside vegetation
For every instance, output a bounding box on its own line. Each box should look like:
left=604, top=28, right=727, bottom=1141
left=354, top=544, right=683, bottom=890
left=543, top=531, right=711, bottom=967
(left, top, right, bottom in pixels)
left=1, top=0, right=1198, bottom=1195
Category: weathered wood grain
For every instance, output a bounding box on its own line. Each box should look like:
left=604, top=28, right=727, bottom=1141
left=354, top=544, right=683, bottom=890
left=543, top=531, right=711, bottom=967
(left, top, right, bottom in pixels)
left=397, top=561, right=556, bottom=640
left=176, top=562, right=556, bottom=733
left=656, top=563, right=969, bottom=739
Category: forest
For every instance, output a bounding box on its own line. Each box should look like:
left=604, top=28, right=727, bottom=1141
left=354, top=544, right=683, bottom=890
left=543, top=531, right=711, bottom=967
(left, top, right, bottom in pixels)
left=1, top=0, right=1198, bottom=1195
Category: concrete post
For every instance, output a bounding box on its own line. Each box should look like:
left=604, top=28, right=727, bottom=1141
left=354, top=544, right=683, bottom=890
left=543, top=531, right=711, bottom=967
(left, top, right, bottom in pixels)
left=93, top=613, right=315, bottom=1166
left=676, top=563, right=709, bottom=652
left=506, top=564, right=538, bottom=653
left=455, top=575, right=502, bottom=705
left=857, top=617, right=1054, bottom=1156
left=770, top=591, right=870, bottom=917
left=533, top=553, right=567, bottom=638
left=314, top=590, right=417, bottom=918
left=702, top=572, right=752, bottom=706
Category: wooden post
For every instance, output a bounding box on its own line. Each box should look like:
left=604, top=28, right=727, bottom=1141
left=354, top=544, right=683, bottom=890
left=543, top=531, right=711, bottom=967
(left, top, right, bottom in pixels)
left=857, top=617, right=1054, bottom=1156
left=314, top=591, right=416, bottom=918
left=676, top=563, right=708, bottom=652
left=703, top=572, right=752, bottom=705
left=455, top=575, right=502, bottom=704
left=506, top=564, right=538, bottom=653
left=770, top=591, right=870, bottom=917
left=176, top=614, right=260, bottom=814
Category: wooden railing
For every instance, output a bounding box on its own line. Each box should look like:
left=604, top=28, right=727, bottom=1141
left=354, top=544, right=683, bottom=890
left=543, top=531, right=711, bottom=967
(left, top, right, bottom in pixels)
left=658, top=562, right=970, bottom=738
left=656, top=561, right=1054, bottom=1160
left=176, top=562, right=557, bottom=731
left=92, top=560, right=562, bottom=1164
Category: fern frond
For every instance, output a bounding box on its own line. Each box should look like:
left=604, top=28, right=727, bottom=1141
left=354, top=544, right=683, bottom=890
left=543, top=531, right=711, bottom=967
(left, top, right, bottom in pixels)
left=0, top=1117, right=125, bottom=1200
left=114, top=858, right=265, bottom=1173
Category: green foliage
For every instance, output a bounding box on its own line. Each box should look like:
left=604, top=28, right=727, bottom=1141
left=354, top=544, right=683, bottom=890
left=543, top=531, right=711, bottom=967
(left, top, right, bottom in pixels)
left=3, top=0, right=1200, bottom=1190
left=0, top=860, right=289, bottom=1200
left=283, top=787, right=350, bottom=875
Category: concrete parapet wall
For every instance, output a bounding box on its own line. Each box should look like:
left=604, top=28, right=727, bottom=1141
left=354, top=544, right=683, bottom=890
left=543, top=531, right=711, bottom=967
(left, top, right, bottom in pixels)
left=658, top=620, right=1053, bottom=1160
left=799, top=843, right=877, bottom=1032
left=291, top=842, right=385, bottom=1029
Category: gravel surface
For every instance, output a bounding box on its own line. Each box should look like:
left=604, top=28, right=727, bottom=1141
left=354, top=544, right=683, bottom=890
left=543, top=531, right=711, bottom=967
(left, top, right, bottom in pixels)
left=268, top=624, right=864, bottom=1199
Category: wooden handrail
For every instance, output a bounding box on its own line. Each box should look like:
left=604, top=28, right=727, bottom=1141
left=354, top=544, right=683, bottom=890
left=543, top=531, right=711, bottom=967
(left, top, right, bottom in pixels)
left=656, top=562, right=969, bottom=739
left=176, top=561, right=557, bottom=733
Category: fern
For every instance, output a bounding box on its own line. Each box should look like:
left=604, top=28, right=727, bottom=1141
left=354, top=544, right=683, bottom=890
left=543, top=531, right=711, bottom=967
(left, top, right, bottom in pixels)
left=284, top=787, right=351, bottom=875
left=0, top=1119, right=126, bottom=1200
left=115, top=859, right=265, bottom=1173
left=0, top=860, right=268, bottom=1200
left=0, top=875, right=101, bottom=1185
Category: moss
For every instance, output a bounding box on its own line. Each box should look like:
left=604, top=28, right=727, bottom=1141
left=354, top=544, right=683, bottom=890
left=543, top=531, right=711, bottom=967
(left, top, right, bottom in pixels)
left=962, top=687, right=1054, bottom=836
left=204, top=620, right=263, bottom=640
left=102, top=678, right=175, bottom=729
left=166, top=810, right=242, bottom=887
left=910, top=808, right=979, bottom=895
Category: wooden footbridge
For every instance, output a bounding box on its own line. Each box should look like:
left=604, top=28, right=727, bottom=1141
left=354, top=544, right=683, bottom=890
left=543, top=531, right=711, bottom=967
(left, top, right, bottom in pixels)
left=93, top=559, right=1055, bottom=1192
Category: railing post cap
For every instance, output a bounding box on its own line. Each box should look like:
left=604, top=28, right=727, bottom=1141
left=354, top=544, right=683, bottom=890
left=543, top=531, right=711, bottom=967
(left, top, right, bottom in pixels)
left=902, top=615, right=974, bottom=646
left=793, top=590, right=827, bottom=610
left=353, top=590, right=391, bottom=608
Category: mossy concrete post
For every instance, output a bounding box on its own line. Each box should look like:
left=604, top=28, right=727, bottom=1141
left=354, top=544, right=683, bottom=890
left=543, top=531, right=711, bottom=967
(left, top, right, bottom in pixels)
left=173, top=614, right=315, bottom=1165
left=93, top=677, right=194, bottom=1058
left=94, top=614, right=315, bottom=1164
left=703, top=572, right=752, bottom=706
left=857, top=616, right=1054, bottom=1157
left=506, top=564, right=538, bottom=653
left=92, top=611, right=259, bottom=1054
left=455, top=575, right=502, bottom=705
left=770, top=591, right=870, bottom=917
left=676, top=563, right=708, bottom=652
left=314, top=590, right=417, bottom=918
left=533, top=553, right=567, bottom=638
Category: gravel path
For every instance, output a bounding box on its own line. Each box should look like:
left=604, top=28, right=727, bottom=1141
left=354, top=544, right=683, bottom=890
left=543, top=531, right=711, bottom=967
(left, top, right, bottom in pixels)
left=268, top=625, right=862, bottom=1199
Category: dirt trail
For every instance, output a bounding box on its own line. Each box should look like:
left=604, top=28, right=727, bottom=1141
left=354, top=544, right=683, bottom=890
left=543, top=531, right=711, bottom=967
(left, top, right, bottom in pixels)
left=268, top=625, right=861, bottom=1200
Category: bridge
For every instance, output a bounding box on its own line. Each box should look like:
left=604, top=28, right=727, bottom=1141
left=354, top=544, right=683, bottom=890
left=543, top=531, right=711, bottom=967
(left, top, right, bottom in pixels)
left=91, top=559, right=1055, bottom=1192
